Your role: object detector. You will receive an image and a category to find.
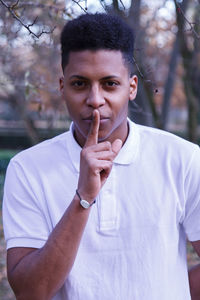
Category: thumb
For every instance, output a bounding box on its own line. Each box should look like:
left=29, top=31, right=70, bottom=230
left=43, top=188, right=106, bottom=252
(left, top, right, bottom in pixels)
left=111, top=139, right=122, bottom=157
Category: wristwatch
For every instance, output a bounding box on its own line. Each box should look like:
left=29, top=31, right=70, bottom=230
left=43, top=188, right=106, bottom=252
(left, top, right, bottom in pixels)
left=76, top=190, right=96, bottom=209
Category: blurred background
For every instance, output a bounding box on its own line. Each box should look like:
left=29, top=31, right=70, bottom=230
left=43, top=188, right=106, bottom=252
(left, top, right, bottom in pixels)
left=0, top=0, right=200, bottom=298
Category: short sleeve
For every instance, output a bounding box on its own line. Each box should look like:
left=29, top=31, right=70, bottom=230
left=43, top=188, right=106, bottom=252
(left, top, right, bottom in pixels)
left=3, top=159, right=49, bottom=249
left=182, top=146, right=200, bottom=241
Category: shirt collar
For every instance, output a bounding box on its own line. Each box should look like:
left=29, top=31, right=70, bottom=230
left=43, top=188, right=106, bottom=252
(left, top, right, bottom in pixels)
left=114, top=119, right=140, bottom=165
left=67, top=118, right=140, bottom=173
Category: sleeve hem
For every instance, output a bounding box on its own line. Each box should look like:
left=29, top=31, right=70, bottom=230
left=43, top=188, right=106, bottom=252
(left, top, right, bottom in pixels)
left=187, top=230, right=200, bottom=242
left=6, top=237, right=46, bottom=250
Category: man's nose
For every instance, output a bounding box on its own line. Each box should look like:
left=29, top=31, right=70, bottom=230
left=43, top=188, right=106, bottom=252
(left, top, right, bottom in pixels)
left=86, top=85, right=105, bottom=108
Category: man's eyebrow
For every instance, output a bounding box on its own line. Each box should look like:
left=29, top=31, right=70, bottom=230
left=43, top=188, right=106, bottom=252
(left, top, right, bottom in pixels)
left=101, top=76, right=120, bottom=80
left=69, top=75, right=87, bottom=80
left=69, top=75, right=120, bottom=80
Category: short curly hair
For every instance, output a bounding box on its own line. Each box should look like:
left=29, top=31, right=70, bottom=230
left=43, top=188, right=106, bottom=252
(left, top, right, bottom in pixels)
left=60, top=13, right=134, bottom=74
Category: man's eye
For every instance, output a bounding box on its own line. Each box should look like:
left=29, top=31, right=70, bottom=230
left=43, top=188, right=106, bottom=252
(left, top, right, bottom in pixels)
left=71, top=81, right=86, bottom=88
left=105, top=81, right=118, bottom=87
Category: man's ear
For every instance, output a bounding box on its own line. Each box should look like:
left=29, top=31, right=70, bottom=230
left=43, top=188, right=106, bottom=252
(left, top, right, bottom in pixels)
left=59, top=76, right=64, bottom=97
left=129, top=75, right=138, bottom=101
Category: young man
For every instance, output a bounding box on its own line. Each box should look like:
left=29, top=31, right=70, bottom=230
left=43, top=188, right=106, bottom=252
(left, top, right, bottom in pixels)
left=3, top=13, right=200, bottom=300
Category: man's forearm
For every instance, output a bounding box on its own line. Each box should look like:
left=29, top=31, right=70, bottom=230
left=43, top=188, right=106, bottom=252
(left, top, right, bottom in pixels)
left=7, top=110, right=121, bottom=300
left=8, top=194, right=91, bottom=300
left=189, top=263, right=200, bottom=300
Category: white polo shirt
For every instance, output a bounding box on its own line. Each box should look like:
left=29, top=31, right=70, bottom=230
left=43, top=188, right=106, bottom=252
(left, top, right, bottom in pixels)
left=3, top=120, right=200, bottom=300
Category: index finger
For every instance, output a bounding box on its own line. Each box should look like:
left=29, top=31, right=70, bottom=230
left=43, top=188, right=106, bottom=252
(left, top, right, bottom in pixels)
left=84, top=109, right=100, bottom=147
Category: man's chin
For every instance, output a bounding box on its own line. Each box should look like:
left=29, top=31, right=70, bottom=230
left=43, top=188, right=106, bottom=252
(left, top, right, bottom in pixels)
left=97, top=132, right=112, bottom=143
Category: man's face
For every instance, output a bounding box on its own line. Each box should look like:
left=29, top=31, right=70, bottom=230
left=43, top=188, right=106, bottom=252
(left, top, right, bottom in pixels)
left=60, top=50, right=137, bottom=147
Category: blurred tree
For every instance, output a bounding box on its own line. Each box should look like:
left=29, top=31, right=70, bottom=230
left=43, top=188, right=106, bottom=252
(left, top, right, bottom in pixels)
left=101, top=0, right=176, bottom=128
left=175, top=0, right=200, bottom=142
left=104, top=0, right=200, bottom=142
left=0, top=0, right=67, bottom=144
left=0, top=0, right=200, bottom=145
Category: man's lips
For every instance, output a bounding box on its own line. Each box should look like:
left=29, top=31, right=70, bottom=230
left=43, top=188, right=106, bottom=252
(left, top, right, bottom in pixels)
left=82, top=115, right=109, bottom=120
left=82, top=116, right=110, bottom=125
left=82, top=115, right=109, bottom=121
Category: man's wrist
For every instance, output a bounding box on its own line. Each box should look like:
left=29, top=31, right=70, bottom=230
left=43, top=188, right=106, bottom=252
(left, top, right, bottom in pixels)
left=76, top=190, right=96, bottom=209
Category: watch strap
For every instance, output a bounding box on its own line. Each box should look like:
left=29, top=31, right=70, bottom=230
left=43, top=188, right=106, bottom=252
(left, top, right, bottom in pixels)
left=76, top=190, right=96, bottom=209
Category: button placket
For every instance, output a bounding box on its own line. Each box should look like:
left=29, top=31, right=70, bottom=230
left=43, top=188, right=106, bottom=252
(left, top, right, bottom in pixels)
left=98, top=166, right=118, bottom=233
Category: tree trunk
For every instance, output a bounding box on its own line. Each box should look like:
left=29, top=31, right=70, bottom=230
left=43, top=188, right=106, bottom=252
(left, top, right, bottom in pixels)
left=175, top=0, right=199, bottom=142
left=127, top=0, right=155, bottom=125
left=161, top=35, right=179, bottom=129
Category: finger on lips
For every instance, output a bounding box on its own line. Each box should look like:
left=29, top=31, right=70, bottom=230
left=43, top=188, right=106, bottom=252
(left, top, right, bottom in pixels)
left=82, top=109, right=122, bottom=166
left=84, top=109, right=100, bottom=147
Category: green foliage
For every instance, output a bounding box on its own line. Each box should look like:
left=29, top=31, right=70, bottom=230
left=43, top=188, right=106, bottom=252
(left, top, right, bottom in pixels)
left=0, top=150, right=18, bottom=206
left=0, top=174, right=4, bottom=208
left=0, top=150, right=18, bottom=159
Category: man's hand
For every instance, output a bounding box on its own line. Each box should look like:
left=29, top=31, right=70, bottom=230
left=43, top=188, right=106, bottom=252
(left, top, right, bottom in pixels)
left=77, top=109, right=122, bottom=202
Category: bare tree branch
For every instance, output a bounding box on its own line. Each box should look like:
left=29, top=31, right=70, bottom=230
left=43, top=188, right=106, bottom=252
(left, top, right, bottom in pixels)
left=132, top=56, right=144, bottom=79
left=71, top=0, right=88, bottom=13
left=11, top=0, right=19, bottom=9
left=6, top=1, right=75, bottom=19
left=0, top=0, right=56, bottom=38
left=85, top=0, right=88, bottom=10
left=175, top=0, right=200, bottom=39
left=118, top=0, right=125, bottom=10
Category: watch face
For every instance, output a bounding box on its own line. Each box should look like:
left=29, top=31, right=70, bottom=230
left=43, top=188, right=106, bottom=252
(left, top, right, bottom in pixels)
left=80, top=199, right=90, bottom=209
